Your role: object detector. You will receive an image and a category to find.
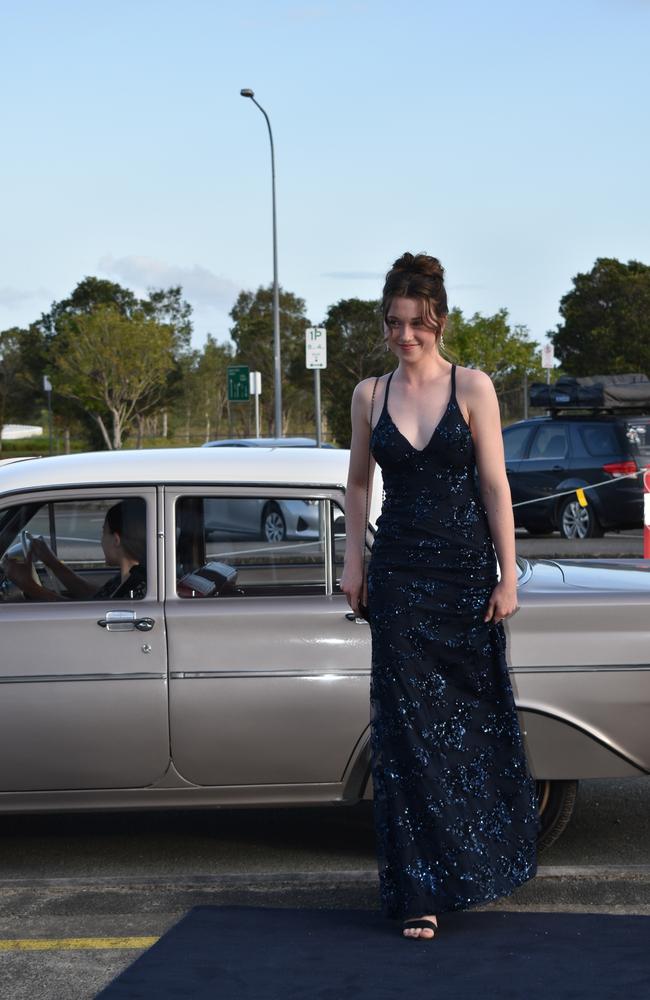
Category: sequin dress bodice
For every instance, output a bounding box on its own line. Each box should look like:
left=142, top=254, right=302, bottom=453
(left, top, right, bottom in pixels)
left=365, top=363, right=539, bottom=921
left=371, top=364, right=492, bottom=566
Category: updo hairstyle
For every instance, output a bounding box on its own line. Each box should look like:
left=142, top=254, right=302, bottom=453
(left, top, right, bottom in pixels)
left=381, top=252, right=449, bottom=341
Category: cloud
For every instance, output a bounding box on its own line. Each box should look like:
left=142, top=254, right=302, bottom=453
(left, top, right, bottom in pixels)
left=0, top=286, right=51, bottom=309
left=98, top=255, right=239, bottom=308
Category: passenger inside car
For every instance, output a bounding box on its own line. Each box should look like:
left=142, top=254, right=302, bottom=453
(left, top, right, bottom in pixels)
left=3, top=498, right=147, bottom=601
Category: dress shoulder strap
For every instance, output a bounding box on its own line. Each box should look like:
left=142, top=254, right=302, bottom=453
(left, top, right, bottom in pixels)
left=382, top=369, right=396, bottom=412
left=450, top=363, right=457, bottom=402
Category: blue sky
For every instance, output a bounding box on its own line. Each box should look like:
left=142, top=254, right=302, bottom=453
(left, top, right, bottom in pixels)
left=1, top=0, right=648, bottom=354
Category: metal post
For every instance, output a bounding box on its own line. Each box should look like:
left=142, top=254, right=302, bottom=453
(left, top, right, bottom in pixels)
left=240, top=89, right=282, bottom=437
left=523, top=371, right=528, bottom=419
left=43, top=375, right=53, bottom=455
left=314, top=369, right=322, bottom=447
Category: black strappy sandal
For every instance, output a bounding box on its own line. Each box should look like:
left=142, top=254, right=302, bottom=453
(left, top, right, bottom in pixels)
left=402, top=917, right=438, bottom=939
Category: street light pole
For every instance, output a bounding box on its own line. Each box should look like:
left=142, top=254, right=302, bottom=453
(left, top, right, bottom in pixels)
left=240, top=88, right=282, bottom=437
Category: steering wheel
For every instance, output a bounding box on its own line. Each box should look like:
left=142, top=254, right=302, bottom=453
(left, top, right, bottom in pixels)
left=20, top=530, right=42, bottom=587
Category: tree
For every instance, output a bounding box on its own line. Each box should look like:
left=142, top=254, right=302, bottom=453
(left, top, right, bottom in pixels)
left=35, top=277, right=195, bottom=448
left=229, top=285, right=312, bottom=435
left=446, top=307, right=544, bottom=423
left=446, top=307, right=542, bottom=381
left=169, top=336, right=235, bottom=443
left=52, top=305, right=175, bottom=448
left=38, top=277, right=140, bottom=338
left=321, top=298, right=388, bottom=447
left=549, top=258, right=650, bottom=375
left=195, top=335, right=234, bottom=441
left=0, top=328, right=28, bottom=453
left=143, top=286, right=193, bottom=356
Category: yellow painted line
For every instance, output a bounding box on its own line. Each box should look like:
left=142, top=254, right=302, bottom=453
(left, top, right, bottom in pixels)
left=0, top=936, right=159, bottom=951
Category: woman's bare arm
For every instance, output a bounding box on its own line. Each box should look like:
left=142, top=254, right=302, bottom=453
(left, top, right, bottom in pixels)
left=341, top=377, right=378, bottom=613
left=463, top=370, right=518, bottom=614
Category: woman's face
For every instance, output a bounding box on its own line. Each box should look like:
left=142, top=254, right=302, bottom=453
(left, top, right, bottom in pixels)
left=101, top=518, right=121, bottom=566
left=384, top=296, right=444, bottom=363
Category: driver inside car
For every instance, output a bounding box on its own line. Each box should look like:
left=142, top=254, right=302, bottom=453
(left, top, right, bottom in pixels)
left=3, top=499, right=147, bottom=602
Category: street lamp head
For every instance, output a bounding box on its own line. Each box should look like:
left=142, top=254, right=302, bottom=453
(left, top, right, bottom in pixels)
left=240, top=88, right=254, bottom=98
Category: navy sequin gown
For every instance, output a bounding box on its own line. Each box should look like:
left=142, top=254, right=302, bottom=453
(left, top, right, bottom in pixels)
left=366, top=363, right=540, bottom=920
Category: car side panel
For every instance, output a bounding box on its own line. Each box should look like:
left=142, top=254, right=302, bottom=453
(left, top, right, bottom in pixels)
left=507, top=587, right=650, bottom=775
left=166, top=594, right=371, bottom=785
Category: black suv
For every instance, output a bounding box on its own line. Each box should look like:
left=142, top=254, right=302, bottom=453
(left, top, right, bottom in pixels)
left=503, top=414, right=649, bottom=539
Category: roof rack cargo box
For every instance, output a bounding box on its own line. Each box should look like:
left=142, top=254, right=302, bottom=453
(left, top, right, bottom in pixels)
left=529, top=373, right=650, bottom=410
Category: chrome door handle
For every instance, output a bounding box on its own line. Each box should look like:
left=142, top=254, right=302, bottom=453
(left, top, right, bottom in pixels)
left=97, top=611, right=155, bottom=632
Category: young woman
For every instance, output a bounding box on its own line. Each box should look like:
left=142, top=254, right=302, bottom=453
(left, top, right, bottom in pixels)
left=341, top=253, right=539, bottom=940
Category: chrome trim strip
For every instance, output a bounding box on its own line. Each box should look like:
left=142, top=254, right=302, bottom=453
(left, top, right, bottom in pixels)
left=170, top=670, right=371, bottom=679
left=514, top=664, right=650, bottom=673
left=0, top=673, right=166, bottom=684
left=169, top=664, right=650, bottom=680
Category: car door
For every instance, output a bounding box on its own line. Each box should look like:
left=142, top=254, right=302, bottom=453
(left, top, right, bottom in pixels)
left=0, top=487, right=169, bottom=791
left=164, top=486, right=371, bottom=788
left=501, top=424, right=535, bottom=516
left=513, top=423, right=570, bottom=527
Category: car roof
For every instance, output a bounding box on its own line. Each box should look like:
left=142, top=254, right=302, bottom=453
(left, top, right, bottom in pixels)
left=506, top=413, right=649, bottom=426
left=0, top=446, right=355, bottom=493
left=203, top=436, right=321, bottom=447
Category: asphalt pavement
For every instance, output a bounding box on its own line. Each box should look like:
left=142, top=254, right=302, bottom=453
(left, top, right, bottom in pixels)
left=514, top=527, right=644, bottom=559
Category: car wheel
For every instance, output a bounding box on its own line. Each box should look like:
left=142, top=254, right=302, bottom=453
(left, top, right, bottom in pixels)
left=262, top=504, right=286, bottom=543
left=558, top=497, right=604, bottom=540
left=536, top=778, right=578, bottom=853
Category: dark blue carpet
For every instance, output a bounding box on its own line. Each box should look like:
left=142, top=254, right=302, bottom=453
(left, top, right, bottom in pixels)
left=96, top=905, right=650, bottom=999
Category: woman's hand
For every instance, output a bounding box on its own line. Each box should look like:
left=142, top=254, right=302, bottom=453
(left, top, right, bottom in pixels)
left=483, top=580, right=519, bottom=623
left=29, top=535, right=57, bottom=568
left=340, top=564, right=366, bottom=616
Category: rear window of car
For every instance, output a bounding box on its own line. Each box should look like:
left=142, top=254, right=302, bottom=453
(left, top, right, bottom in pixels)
left=528, top=424, right=569, bottom=459
left=579, top=424, right=622, bottom=457
left=623, top=418, right=650, bottom=459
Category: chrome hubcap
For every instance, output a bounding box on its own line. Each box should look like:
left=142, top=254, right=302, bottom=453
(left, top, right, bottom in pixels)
left=265, top=511, right=284, bottom=542
left=562, top=501, right=590, bottom=539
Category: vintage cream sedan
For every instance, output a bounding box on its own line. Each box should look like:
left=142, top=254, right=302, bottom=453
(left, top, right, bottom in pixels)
left=0, top=447, right=648, bottom=851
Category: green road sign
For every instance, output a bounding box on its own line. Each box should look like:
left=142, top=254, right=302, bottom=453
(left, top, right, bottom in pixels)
left=228, top=365, right=250, bottom=402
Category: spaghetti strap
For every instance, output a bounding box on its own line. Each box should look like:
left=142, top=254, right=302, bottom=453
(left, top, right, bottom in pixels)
left=450, top=363, right=457, bottom=402
left=381, top=369, right=396, bottom=414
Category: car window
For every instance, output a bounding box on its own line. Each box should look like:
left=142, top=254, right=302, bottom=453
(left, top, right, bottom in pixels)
left=624, top=418, right=650, bottom=459
left=579, top=424, right=621, bottom=457
left=502, top=425, right=533, bottom=460
left=174, top=496, right=328, bottom=597
left=332, top=501, right=347, bottom=590
left=527, top=424, right=568, bottom=460
left=0, top=496, right=148, bottom=603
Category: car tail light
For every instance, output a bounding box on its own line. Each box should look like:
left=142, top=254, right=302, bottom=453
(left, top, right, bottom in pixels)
left=602, top=461, right=638, bottom=477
